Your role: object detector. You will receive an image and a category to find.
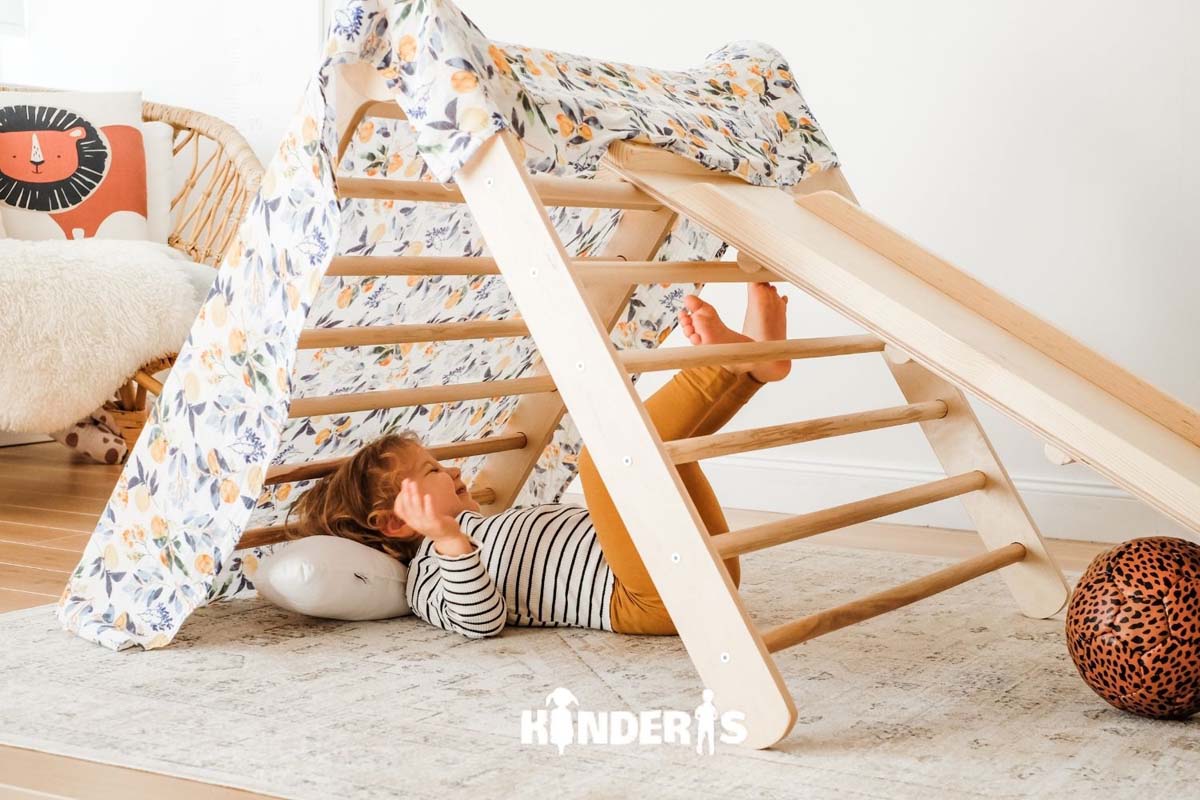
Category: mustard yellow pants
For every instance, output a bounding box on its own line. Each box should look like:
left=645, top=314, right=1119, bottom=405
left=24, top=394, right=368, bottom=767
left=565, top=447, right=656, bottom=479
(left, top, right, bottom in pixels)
left=577, top=364, right=767, bottom=635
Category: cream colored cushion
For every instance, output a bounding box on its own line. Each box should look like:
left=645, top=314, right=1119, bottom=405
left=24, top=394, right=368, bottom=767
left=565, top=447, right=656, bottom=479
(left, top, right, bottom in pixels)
left=254, top=535, right=413, bottom=621
left=143, top=121, right=174, bottom=243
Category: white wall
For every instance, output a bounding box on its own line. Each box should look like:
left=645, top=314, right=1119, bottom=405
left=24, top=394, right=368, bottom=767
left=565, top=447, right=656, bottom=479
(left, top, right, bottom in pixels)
left=2, top=1, right=1195, bottom=541
left=0, top=0, right=325, bottom=162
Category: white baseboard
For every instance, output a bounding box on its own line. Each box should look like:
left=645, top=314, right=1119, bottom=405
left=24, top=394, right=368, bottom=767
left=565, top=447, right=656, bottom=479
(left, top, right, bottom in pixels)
left=567, top=453, right=1195, bottom=545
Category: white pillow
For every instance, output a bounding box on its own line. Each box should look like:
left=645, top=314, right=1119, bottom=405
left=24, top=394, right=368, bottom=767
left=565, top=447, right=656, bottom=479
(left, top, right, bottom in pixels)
left=143, top=121, right=173, bottom=244
left=253, top=535, right=413, bottom=621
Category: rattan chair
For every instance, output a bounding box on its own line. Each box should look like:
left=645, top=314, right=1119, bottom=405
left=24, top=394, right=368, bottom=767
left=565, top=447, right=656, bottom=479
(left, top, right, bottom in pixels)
left=0, top=85, right=265, bottom=450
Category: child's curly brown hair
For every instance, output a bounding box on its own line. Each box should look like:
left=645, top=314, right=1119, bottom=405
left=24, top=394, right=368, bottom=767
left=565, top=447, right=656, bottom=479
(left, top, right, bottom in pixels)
left=283, top=431, right=425, bottom=564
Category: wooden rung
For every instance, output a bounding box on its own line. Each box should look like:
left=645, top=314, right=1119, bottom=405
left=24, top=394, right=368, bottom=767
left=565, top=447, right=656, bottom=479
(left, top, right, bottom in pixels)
left=713, top=471, right=987, bottom=558
left=265, top=432, right=528, bottom=485
left=759, top=541, right=1028, bottom=652
left=237, top=486, right=498, bottom=550
left=326, top=256, right=502, bottom=277
left=621, top=334, right=886, bottom=375
left=287, top=335, right=887, bottom=414
left=579, top=260, right=776, bottom=284
left=325, top=256, right=772, bottom=284
left=298, top=319, right=529, bottom=349
left=287, top=375, right=557, bottom=418
left=328, top=256, right=772, bottom=287
left=667, top=400, right=947, bottom=464
left=338, top=175, right=662, bottom=211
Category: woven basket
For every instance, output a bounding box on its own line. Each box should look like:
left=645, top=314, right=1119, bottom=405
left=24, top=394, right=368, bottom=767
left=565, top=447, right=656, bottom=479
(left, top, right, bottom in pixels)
left=0, top=86, right=265, bottom=450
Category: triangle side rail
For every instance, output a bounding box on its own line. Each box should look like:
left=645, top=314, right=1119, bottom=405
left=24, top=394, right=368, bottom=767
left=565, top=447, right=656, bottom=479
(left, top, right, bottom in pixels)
left=455, top=130, right=798, bottom=749
left=465, top=207, right=681, bottom=514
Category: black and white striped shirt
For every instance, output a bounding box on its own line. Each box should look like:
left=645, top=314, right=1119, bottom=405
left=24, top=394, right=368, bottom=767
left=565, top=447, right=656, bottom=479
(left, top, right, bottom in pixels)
left=404, top=504, right=615, bottom=638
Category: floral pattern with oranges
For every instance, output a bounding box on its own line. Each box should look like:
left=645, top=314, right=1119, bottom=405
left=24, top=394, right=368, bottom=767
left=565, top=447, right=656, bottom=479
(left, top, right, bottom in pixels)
left=58, top=0, right=837, bottom=651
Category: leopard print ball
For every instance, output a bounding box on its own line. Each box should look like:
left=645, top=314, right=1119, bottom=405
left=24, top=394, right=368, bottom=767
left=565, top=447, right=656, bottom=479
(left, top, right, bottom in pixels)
left=1065, top=536, right=1200, bottom=719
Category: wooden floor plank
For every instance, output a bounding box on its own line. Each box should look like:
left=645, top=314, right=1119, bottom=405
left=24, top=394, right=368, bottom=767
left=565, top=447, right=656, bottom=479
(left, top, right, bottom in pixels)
left=0, top=746, right=280, bottom=800
left=0, top=562, right=69, bottom=595
left=0, top=542, right=83, bottom=572
left=0, top=505, right=97, bottom=533
left=0, top=785, right=72, bottom=800
left=0, top=587, right=56, bottom=612
left=0, top=463, right=123, bottom=493
left=0, top=445, right=121, bottom=468
left=0, top=482, right=114, bottom=506
left=37, top=532, right=93, bottom=551
left=0, top=521, right=85, bottom=547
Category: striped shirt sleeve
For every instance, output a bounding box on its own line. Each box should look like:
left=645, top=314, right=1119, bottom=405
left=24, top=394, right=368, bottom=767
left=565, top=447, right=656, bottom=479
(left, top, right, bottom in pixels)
left=409, top=537, right=507, bottom=639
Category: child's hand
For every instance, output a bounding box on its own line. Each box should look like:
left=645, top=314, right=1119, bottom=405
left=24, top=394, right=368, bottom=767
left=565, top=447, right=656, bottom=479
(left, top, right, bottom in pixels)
left=394, top=478, right=464, bottom=543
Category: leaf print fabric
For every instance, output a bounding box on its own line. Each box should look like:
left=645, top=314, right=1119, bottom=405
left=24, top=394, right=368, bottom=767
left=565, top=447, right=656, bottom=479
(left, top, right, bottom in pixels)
left=58, top=0, right=838, bottom=651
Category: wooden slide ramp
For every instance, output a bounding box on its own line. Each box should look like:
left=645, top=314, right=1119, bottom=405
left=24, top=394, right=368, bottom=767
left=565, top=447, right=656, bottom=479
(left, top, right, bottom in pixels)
left=604, top=142, right=1200, bottom=537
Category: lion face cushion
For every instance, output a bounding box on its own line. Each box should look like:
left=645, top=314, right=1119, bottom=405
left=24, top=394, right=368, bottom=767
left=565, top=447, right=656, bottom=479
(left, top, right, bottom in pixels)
left=0, top=91, right=150, bottom=241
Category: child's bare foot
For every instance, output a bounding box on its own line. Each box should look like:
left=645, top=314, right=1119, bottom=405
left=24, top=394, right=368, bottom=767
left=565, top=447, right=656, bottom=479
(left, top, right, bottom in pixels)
left=741, top=282, right=790, bottom=381
left=678, top=285, right=790, bottom=382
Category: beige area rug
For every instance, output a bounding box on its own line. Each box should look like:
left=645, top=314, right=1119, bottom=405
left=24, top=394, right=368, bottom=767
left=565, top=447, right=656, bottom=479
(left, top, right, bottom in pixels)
left=0, top=542, right=1195, bottom=800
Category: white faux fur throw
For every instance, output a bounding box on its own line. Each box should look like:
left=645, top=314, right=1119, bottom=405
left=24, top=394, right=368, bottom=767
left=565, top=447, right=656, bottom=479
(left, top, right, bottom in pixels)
left=0, top=239, right=215, bottom=433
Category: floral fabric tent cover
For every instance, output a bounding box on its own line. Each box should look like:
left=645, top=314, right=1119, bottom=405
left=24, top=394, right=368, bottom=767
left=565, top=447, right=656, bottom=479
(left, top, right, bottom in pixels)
left=57, top=0, right=839, bottom=651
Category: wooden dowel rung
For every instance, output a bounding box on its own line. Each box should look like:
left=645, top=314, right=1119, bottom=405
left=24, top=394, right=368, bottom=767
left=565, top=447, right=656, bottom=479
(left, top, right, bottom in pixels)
left=759, top=541, right=1028, bottom=652
left=325, top=256, right=767, bottom=284
left=236, top=524, right=293, bottom=550
left=287, top=375, right=557, bottom=418
left=622, top=335, right=886, bottom=376
left=237, top=486, right=498, bottom=550
left=666, top=399, right=945, bottom=464
left=265, top=433, right=529, bottom=485
left=298, top=319, right=529, bottom=349
left=713, top=471, right=987, bottom=558
left=337, top=175, right=662, bottom=211
left=326, top=256, right=501, bottom=277
left=578, top=261, right=774, bottom=284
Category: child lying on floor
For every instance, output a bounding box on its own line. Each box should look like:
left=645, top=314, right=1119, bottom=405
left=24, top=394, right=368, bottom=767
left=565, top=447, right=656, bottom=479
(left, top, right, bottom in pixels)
left=286, top=285, right=790, bottom=638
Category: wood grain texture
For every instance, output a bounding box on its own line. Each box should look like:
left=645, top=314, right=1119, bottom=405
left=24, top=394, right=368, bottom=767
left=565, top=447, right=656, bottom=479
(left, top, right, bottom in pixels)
left=0, top=542, right=81, bottom=572
left=0, top=562, right=69, bottom=595
left=0, top=745, right=280, bottom=800
left=604, top=142, right=1200, bottom=535
left=457, top=132, right=797, bottom=748
left=0, top=587, right=56, bottom=612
